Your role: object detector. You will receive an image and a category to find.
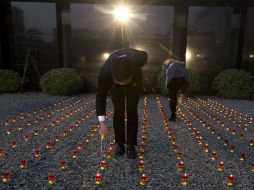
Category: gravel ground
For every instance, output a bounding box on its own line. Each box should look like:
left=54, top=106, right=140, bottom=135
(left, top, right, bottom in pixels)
left=0, top=93, right=253, bottom=190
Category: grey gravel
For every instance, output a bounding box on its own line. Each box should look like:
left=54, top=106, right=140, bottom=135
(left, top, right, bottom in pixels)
left=0, top=93, right=253, bottom=190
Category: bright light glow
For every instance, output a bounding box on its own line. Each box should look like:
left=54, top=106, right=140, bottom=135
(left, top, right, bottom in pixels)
left=102, top=53, right=110, bottom=60
left=249, top=54, right=254, bottom=59
left=135, top=46, right=145, bottom=51
left=186, top=50, right=192, bottom=61
left=114, top=6, right=131, bottom=22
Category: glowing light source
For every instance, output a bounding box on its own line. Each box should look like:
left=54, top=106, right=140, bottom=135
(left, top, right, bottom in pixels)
left=140, top=174, right=147, bottom=185
left=95, top=173, right=102, bottom=185
left=185, top=50, right=192, bottom=61
left=102, top=53, right=110, bottom=60
left=2, top=171, right=10, bottom=183
left=249, top=54, right=254, bottom=59
left=114, top=6, right=131, bottom=22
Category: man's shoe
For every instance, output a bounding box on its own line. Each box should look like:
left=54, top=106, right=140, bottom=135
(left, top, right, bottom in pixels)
left=127, top=145, right=137, bottom=159
left=115, top=144, right=125, bottom=157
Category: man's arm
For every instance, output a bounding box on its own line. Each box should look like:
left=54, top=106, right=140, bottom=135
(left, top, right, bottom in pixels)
left=96, top=62, right=112, bottom=120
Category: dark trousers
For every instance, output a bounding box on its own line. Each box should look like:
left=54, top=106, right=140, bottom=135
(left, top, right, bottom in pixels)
left=111, top=84, right=141, bottom=146
left=168, top=77, right=187, bottom=116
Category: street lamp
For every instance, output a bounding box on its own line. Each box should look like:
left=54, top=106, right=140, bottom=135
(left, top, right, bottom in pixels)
left=113, top=5, right=132, bottom=48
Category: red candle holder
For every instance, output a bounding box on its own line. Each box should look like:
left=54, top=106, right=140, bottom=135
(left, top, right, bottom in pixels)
left=224, top=139, right=229, bottom=146
left=35, top=117, right=39, bottom=123
left=12, top=116, right=17, bottom=122
left=27, top=120, right=32, bottom=126
left=72, top=150, right=78, bottom=158
left=95, top=173, right=102, bottom=185
left=34, top=149, right=41, bottom=157
left=229, top=146, right=235, bottom=153
left=177, top=152, right=183, bottom=160
left=6, top=128, right=13, bottom=135
left=100, top=160, right=107, bottom=170
left=55, top=136, right=60, bottom=142
left=86, top=135, right=91, bottom=142
left=211, top=151, right=217, bottom=160
left=249, top=140, right=254, bottom=146
left=227, top=174, right=234, bottom=187
left=17, top=125, right=22, bottom=131
left=62, top=130, right=68, bottom=137
left=240, top=134, right=244, bottom=139
left=11, top=140, right=17, bottom=148
left=109, top=143, right=114, bottom=150
left=4, top=119, right=9, bottom=126
left=106, top=150, right=111, bottom=159
left=138, top=160, right=145, bottom=171
left=0, top=148, right=4, bottom=156
left=77, top=142, right=83, bottom=150
left=218, top=161, right=224, bottom=172
left=138, top=151, right=145, bottom=159
left=24, top=134, right=29, bottom=141
left=252, top=163, right=254, bottom=172
left=140, top=173, right=147, bottom=185
left=43, top=125, right=48, bottom=131
left=33, top=129, right=39, bottom=136
left=181, top=173, right=188, bottom=185
left=204, top=144, right=209, bottom=153
left=59, top=160, right=67, bottom=170
left=45, top=141, right=51, bottom=149
left=240, top=153, right=246, bottom=161
left=2, top=171, right=10, bottom=183
left=69, top=125, right=74, bottom=132
left=178, top=161, right=185, bottom=171
left=20, top=159, right=27, bottom=169
left=48, top=174, right=56, bottom=185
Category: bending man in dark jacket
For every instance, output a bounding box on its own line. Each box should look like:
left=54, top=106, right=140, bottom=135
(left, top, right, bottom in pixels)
left=162, top=58, right=188, bottom=122
left=96, top=48, right=148, bottom=159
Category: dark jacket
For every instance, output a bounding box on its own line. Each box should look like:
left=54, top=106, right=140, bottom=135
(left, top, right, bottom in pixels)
left=162, top=59, right=188, bottom=87
left=96, top=48, right=148, bottom=116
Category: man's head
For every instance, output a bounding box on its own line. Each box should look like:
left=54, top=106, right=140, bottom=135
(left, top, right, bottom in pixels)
left=111, top=55, right=135, bottom=85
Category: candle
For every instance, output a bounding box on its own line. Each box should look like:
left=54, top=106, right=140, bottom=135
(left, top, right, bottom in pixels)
left=177, top=152, right=183, bottom=160
left=33, top=129, right=39, bottom=136
left=100, top=160, right=107, bottom=170
left=204, top=144, right=209, bottom=153
left=249, top=140, right=254, bottom=146
left=138, top=151, right=145, bottom=159
left=11, top=140, right=17, bottom=148
left=211, top=151, right=217, bottom=160
left=106, top=150, right=111, bottom=159
left=77, top=142, right=83, bottom=150
left=140, top=174, right=147, bottom=185
left=95, top=173, right=102, bottom=185
left=20, top=159, right=27, bottom=169
left=62, top=130, right=68, bottom=137
left=72, top=150, right=78, bottom=158
left=240, top=134, right=244, bottom=139
left=43, top=125, right=48, bottom=131
left=178, top=161, right=185, bottom=171
left=218, top=161, right=224, bottom=172
left=229, top=146, right=235, bottom=153
left=109, top=143, right=114, bottom=150
left=86, top=135, right=91, bottom=142
left=12, top=116, right=17, bottom=122
left=2, top=171, right=10, bottom=183
left=181, top=173, right=188, bottom=185
left=69, top=125, right=74, bottom=132
left=0, top=148, right=4, bottom=156
left=59, top=160, right=67, bottom=170
left=24, top=134, right=29, bottom=141
left=4, top=119, right=9, bottom=126
left=34, top=149, right=41, bottom=157
left=240, top=153, right=246, bottom=161
left=138, top=160, right=145, bottom=171
left=227, top=174, right=234, bottom=187
left=48, top=174, right=56, bottom=185
left=252, top=163, right=254, bottom=172
left=45, top=141, right=51, bottom=149
left=6, top=128, right=12, bottom=135
left=17, top=125, right=22, bottom=131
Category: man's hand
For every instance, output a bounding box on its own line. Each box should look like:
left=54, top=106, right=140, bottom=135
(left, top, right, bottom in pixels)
left=99, top=121, right=108, bottom=140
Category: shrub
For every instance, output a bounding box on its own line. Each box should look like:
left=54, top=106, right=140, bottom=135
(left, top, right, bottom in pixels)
left=40, top=68, right=84, bottom=95
left=0, top=69, right=22, bottom=93
left=212, top=69, right=253, bottom=99
left=187, top=70, right=201, bottom=96
left=156, top=69, right=201, bottom=96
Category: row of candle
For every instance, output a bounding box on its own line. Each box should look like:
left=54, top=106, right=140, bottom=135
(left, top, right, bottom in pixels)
left=189, top=99, right=254, bottom=146
left=2, top=96, right=88, bottom=128
left=176, top=105, right=235, bottom=187
left=179, top=99, right=254, bottom=185
left=139, top=97, right=148, bottom=186
left=156, top=97, right=189, bottom=185
left=179, top=100, right=250, bottom=163
left=206, top=99, right=253, bottom=125
left=198, top=99, right=252, bottom=132
left=1, top=105, right=113, bottom=185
